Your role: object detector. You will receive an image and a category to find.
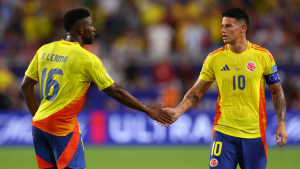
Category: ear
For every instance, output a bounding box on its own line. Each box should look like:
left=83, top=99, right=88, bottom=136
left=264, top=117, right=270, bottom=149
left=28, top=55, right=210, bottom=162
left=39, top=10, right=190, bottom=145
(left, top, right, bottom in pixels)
left=78, top=26, right=84, bottom=35
left=241, top=24, right=247, bottom=33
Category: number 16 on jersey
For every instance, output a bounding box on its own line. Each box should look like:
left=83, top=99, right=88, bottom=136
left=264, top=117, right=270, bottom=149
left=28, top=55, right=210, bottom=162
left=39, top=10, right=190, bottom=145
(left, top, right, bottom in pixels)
left=40, top=68, right=63, bottom=101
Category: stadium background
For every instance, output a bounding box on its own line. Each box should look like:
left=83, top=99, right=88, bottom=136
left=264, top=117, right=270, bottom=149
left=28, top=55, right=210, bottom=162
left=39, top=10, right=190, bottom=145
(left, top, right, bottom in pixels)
left=0, top=0, right=300, bottom=168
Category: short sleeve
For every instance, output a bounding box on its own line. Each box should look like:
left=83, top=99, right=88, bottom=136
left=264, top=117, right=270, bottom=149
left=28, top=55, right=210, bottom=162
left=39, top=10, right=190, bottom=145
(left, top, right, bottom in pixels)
left=263, top=51, right=280, bottom=84
left=83, top=54, right=114, bottom=90
left=25, top=52, right=39, bottom=81
left=199, top=55, right=215, bottom=81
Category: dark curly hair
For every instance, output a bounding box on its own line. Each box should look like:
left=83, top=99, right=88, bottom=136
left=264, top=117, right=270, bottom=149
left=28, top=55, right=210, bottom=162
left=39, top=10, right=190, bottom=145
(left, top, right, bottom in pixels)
left=222, top=8, right=249, bottom=32
left=63, top=8, right=90, bottom=32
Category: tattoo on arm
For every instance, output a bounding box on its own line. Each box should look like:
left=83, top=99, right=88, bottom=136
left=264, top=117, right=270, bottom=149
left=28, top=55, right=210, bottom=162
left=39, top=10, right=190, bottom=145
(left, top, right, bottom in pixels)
left=270, top=83, right=286, bottom=123
left=176, top=81, right=212, bottom=113
left=187, top=92, right=199, bottom=104
left=197, top=81, right=213, bottom=94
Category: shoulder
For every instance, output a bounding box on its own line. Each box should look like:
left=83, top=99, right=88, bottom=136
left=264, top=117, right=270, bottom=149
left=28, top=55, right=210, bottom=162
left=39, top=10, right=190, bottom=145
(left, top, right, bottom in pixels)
left=250, top=43, right=274, bottom=62
left=204, top=45, right=227, bottom=63
left=37, top=41, right=57, bottom=52
left=78, top=48, right=104, bottom=67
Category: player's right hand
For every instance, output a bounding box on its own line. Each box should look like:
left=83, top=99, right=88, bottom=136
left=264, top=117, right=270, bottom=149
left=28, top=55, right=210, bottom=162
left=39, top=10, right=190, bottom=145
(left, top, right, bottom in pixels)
left=147, top=104, right=174, bottom=125
left=157, top=108, right=181, bottom=127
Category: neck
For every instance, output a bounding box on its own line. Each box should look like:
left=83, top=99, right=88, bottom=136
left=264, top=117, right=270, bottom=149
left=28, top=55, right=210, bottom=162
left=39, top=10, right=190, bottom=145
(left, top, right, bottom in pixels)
left=228, top=38, right=248, bottom=54
left=65, top=33, right=84, bottom=47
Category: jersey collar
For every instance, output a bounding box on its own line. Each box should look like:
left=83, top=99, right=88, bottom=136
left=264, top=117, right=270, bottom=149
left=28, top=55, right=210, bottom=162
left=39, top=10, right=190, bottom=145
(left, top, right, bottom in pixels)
left=226, top=40, right=251, bottom=55
left=60, top=40, right=80, bottom=46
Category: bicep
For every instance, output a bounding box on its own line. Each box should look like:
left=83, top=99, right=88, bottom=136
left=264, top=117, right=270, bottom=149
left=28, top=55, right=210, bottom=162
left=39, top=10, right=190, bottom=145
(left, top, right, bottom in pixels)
left=21, top=75, right=38, bottom=90
left=102, top=83, right=122, bottom=99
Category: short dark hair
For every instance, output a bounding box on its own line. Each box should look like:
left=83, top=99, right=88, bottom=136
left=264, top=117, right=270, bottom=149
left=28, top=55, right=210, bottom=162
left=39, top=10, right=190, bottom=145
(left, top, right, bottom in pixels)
left=222, top=8, right=249, bottom=32
left=63, top=8, right=90, bottom=32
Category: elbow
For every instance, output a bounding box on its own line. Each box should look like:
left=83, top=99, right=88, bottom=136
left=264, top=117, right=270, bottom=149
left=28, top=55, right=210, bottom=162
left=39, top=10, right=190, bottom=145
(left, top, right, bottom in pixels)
left=21, top=82, right=31, bottom=93
left=21, top=82, right=26, bottom=92
left=113, top=88, right=125, bottom=100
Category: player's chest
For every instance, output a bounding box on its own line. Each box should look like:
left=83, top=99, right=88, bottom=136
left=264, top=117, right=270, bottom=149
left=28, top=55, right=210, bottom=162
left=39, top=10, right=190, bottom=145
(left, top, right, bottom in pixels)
left=213, top=55, right=263, bottom=82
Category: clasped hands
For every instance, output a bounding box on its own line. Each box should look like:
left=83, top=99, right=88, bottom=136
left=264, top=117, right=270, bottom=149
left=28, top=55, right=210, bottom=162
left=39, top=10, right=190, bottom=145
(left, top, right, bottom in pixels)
left=147, top=104, right=181, bottom=127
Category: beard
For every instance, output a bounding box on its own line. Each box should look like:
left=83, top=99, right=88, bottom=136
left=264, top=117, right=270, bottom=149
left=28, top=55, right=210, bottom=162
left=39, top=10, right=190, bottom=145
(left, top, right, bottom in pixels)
left=83, top=37, right=93, bottom=45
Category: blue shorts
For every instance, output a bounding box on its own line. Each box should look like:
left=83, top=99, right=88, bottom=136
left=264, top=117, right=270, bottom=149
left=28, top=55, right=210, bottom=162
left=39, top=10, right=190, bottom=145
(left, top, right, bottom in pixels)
left=32, top=126, right=86, bottom=169
left=209, top=131, right=267, bottom=169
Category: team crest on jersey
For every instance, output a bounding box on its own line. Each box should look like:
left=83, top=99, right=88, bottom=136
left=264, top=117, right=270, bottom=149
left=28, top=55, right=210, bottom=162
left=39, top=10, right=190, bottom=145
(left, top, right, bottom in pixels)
left=246, top=61, right=257, bottom=72
left=210, top=158, right=218, bottom=167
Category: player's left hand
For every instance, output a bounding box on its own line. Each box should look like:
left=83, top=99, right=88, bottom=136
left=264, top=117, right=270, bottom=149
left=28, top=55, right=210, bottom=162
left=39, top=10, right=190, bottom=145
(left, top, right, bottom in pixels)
left=276, top=124, right=288, bottom=147
left=157, top=107, right=181, bottom=127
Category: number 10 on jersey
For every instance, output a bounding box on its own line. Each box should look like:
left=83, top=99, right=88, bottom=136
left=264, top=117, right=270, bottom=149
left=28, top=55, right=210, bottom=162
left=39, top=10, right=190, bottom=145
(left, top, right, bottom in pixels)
left=233, top=75, right=245, bottom=90
left=40, top=68, right=63, bottom=101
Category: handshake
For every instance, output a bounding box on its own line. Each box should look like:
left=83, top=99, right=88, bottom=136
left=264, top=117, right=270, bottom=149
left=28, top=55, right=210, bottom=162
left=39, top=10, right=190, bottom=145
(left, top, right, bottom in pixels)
left=145, top=104, right=182, bottom=127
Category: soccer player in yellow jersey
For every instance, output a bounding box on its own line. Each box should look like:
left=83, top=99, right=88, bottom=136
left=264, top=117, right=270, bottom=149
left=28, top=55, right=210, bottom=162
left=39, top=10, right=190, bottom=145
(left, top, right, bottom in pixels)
left=160, top=8, right=288, bottom=169
left=21, top=8, right=173, bottom=169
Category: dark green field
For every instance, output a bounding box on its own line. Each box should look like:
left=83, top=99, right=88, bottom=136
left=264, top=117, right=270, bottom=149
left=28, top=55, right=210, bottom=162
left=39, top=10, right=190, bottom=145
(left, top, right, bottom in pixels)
left=0, top=146, right=298, bottom=169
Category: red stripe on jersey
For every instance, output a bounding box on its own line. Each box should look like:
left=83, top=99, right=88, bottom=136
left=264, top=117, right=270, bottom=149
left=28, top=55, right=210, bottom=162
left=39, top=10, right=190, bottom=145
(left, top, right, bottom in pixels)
left=204, top=46, right=226, bottom=64
left=57, top=122, right=81, bottom=169
left=251, top=46, right=274, bottom=62
left=210, top=46, right=226, bottom=55
left=36, top=155, right=56, bottom=168
left=97, top=57, right=104, bottom=67
left=258, top=74, right=267, bottom=157
left=211, top=84, right=222, bottom=143
left=32, top=82, right=90, bottom=136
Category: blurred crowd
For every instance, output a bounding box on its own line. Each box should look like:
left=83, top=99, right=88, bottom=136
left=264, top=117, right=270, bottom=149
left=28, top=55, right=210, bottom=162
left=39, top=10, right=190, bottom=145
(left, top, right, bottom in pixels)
left=1, top=0, right=300, bottom=111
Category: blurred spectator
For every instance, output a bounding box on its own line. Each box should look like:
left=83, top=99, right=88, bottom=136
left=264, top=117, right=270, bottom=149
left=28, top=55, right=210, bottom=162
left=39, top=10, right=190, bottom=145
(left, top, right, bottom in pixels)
left=1, top=0, right=300, bottom=111
left=152, top=60, right=175, bottom=85
left=146, top=20, right=173, bottom=60
left=158, top=79, right=182, bottom=108
left=0, top=58, right=22, bottom=109
left=178, top=61, right=196, bottom=91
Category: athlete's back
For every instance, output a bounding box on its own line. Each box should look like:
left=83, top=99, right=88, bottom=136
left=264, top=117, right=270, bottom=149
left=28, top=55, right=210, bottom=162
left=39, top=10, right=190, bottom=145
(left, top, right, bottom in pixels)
left=26, top=40, right=114, bottom=136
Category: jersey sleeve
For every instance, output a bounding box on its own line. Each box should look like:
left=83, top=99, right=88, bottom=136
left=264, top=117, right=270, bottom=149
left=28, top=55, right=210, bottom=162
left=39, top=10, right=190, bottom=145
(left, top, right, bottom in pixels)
left=25, top=51, right=39, bottom=81
left=199, top=55, right=215, bottom=81
left=83, top=54, right=114, bottom=90
left=263, top=50, right=280, bottom=84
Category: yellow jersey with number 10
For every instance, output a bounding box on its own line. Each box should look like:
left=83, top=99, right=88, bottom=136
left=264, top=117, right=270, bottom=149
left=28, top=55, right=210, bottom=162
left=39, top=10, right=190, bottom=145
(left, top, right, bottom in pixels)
left=25, top=40, right=114, bottom=136
left=199, top=41, right=280, bottom=139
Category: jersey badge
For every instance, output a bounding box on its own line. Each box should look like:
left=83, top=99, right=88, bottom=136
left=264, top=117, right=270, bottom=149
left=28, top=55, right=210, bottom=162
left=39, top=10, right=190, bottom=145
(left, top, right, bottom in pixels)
left=272, top=64, right=277, bottom=72
left=246, top=61, right=256, bottom=72
left=210, top=158, right=218, bottom=167
left=221, top=65, right=230, bottom=71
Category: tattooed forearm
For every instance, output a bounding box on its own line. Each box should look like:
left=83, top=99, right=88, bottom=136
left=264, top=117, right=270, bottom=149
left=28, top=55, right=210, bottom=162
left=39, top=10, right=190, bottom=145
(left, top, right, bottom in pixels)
left=175, top=79, right=213, bottom=114
left=196, top=81, right=213, bottom=94
left=270, top=83, right=286, bottom=123
left=187, top=92, right=199, bottom=104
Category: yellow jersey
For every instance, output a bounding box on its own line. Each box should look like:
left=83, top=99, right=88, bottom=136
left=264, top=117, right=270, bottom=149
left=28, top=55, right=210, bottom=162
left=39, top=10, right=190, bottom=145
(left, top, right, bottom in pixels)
left=199, top=41, right=280, bottom=139
left=25, top=40, right=114, bottom=136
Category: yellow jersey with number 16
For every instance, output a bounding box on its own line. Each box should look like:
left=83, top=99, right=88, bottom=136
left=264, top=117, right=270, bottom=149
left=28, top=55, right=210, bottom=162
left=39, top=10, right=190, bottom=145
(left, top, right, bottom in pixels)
left=199, top=41, right=280, bottom=139
left=25, top=40, right=114, bottom=136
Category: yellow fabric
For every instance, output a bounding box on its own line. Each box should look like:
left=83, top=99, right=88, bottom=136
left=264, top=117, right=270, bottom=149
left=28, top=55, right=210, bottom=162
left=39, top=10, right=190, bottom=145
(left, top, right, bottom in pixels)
left=25, top=40, right=114, bottom=122
left=200, top=41, right=276, bottom=138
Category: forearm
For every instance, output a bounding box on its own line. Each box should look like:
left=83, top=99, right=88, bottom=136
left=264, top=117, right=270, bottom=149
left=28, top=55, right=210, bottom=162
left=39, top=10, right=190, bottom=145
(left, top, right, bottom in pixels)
left=21, top=87, right=38, bottom=117
left=175, top=87, right=203, bottom=114
left=110, top=88, right=150, bottom=114
left=269, top=82, right=286, bottom=125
